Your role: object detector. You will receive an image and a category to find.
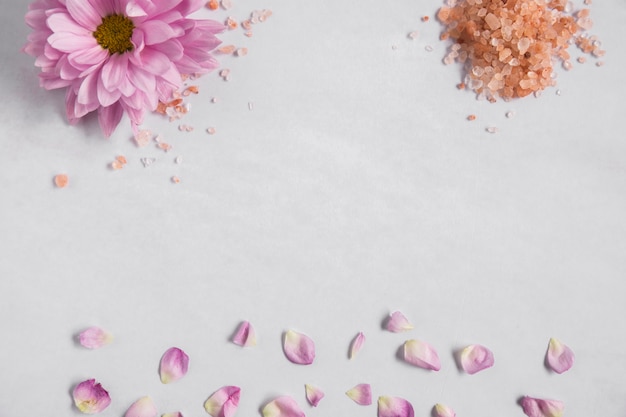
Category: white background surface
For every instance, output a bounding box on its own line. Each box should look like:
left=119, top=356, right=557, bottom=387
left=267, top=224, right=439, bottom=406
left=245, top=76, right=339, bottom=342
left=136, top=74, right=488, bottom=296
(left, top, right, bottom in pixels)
left=1, top=0, right=625, bottom=416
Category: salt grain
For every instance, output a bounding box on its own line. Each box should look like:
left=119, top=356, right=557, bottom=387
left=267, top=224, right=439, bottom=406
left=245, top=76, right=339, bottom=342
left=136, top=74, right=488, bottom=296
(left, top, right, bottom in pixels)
left=425, top=45, right=433, bottom=52
left=486, top=126, right=499, bottom=134
left=54, top=174, right=69, bottom=188
left=207, top=127, right=216, bottom=135
left=408, top=31, right=419, bottom=40
left=141, top=158, right=156, bottom=167
left=134, top=129, right=152, bottom=147
left=505, top=110, right=515, bottom=118
left=175, top=156, right=183, bottom=164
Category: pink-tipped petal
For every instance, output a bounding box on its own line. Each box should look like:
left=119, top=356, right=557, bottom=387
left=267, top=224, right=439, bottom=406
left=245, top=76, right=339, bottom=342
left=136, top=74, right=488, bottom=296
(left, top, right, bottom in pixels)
left=433, top=403, right=456, bottom=417
left=283, top=330, right=315, bottom=365
left=305, top=384, right=324, bottom=407
left=546, top=338, right=574, bottom=374
left=262, top=396, right=305, bottom=417
left=403, top=339, right=441, bottom=371
left=78, top=327, right=113, bottom=349
left=125, top=396, right=158, bottom=417
left=349, top=332, right=366, bottom=359
left=203, top=386, right=240, bottom=417
left=385, top=311, right=414, bottom=332
left=346, top=384, right=372, bottom=406
left=460, top=344, right=494, bottom=374
left=232, top=321, right=257, bottom=347
left=520, top=396, right=564, bottom=417
left=378, top=396, right=414, bottom=417
left=159, top=347, right=189, bottom=384
left=162, top=413, right=183, bottom=417
left=72, top=379, right=111, bottom=414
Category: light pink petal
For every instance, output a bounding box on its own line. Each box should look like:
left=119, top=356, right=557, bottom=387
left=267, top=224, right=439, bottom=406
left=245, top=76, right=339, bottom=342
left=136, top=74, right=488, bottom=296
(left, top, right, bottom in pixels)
left=48, top=31, right=98, bottom=53
left=460, top=344, right=494, bottom=374
left=305, top=384, right=324, bottom=407
left=433, top=403, right=456, bottom=417
left=232, top=321, right=256, bottom=347
left=141, top=20, right=183, bottom=45
left=345, top=384, right=372, bottom=406
left=349, top=332, right=365, bottom=359
left=73, top=379, right=111, bottom=414
left=203, top=386, right=240, bottom=417
left=125, top=396, right=158, bottom=417
left=65, top=0, right=101, bottom=30
left=403, top=339, right=441, bottom=371
left=283, top=330, right=315, bottom=365
left=546, top=338, right=574, bottom=374
left=98, top=103, right=124, bottom=137
left=262, top=396, right=305, bottom=417
left=385, top=311, right=414, bottom=332
left=46, top=12, right=91, bottom=35
left=378, top=396, right=414, bottom=417
left=78, top=327, right=113, bottom=349
left=101, top=54, right=129, bottom=91
left=159, top=347, right=189, bottom=383
left=520, top=396, right=564, bottom=417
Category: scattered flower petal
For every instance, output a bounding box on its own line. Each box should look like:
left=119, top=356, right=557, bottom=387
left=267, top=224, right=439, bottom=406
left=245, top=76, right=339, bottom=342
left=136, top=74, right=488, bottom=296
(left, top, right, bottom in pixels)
left=262, top=396, right=305, bottom=417
left=204, top=386, right=240, bottom=417
left=520, top=396, right=564, bottom=417
left=162, top=413, right=183, bottom=417
left=159, top=347, right=189, bottom=384
left=433, top=403, right=456, bottom=417
left=403, top=339, right=441, bottom=371
left=125, top=396, right=158, bottom=417
left=545, top=338, right=574, bottom=374
left=78, top=327, right=113, bottom=349
left=72, top=379, right=111, bottom=414
left=305, top=384, right=324, bottom=407
left=349, top=332, right=366, bottom=359
left=460, top=344, right=494, bottom=374
left=378, top=396, right=414, bottom=417
left=385, top=311, right=414, bottom=332
left=232, top=321, right=257, bottom=347
left=346, top=384, right=372, bottom=405
left=283, top=330, right=315, bottom=365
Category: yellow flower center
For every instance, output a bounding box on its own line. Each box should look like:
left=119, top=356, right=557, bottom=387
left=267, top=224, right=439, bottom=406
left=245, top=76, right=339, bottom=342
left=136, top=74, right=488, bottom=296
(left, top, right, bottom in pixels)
left=93, top=14, right=135, bottom=54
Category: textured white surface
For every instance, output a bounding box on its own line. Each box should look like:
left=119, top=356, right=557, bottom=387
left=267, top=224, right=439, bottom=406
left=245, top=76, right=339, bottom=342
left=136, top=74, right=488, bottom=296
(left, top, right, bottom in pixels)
left=1, top=0, right=626, bottom=416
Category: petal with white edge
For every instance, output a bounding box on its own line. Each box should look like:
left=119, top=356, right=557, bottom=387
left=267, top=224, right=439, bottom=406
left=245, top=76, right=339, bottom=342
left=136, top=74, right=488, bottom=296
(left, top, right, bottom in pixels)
left=232, top=321, right=257, bottom=347
left=305, top=384, right=324, bottom=407
left=349, top=332, right=366, bottom=359
left=545, top=338, right=574, bottom=374
left=520, top=396, right=564, bottom=417
left=159, top=347, right=189, bottom=384
left=460, top=344, right=494, bottom=374
left=403, top=339, right=441, bottom=371
left=72, top=379, right=111, bottom=414
left=378, top=396, right=414, bottom=417
left=346, top=384, right=372, bottom=405
left=283, top=330, right=315, bottom=365
left=125, top=396, right=158, bottom=417
left=204, top=386, right=241, bottom=417
left=262, top=396, right=305, bottom=417
left=78, top=327, right=113, bottom=349
left=433, top=403, right=456, bottom=417
left=385, top=311, right=414, bottom=332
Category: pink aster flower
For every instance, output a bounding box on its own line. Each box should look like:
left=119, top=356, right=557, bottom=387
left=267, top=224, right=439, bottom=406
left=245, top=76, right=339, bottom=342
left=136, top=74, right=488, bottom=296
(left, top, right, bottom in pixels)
left=23, top=0, right=224, bottom=136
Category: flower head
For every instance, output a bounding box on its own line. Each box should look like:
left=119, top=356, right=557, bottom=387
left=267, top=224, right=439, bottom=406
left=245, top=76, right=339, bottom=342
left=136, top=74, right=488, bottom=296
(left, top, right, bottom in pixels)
left=24, top=0, right=224, bottom=136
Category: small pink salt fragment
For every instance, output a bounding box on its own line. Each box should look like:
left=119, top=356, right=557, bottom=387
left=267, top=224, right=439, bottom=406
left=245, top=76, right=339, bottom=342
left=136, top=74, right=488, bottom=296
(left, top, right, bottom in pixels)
left=110, top=155, right=127, bottom=170
left=385, top=311, right=414, bottom=332
left=408, top=31, right=419, bottom=40
left=232, top=321, right=257, bottom=347
left=207, top=127, right=216, bottom=135
left=241, top=19, right=252, bottom=30
left=345, top=384, right=372, bottom=405
left=403, top=339, right=441, bottom=371
left=349, top=332, right=366, bottom=359
left=262, top=396, right=305, bottom=417
left=467, top=114, right=476, bottom=121
left=171, top=176, right=181, bottom=184
left=378, top=396, right=414, bottom=417
left=545, top=338, right=574, bottom=374
left=79, top=327, right=113, bottom=349
left=433, top=403, right=456, bottom=417
left=73, top=379, right=111, bottom=414
left=577, top=56, right=586, bottom=64
left=221, top=0, right=232, bottom=9
left=134, top=129, right=152, bottom=147
left=283, top=329, right=315, bottom=365
left=486, top=126, right=498, bottom=134
left=225, top=17, right=238, bottom=30
left=218, top=45, right=237, bottom=54
left=236, top=47, right=248, bottom=57
left=159, top=347, right=189, bottom=384
left=204, top=386, right=241, bottom=417
left=248, top=102, right=254, bottom=111
left=158, top=143, right=172, bottom=152
left=422, top=15, right=430, bottom=22
left=206, top=0, right=219, bottom=10
left=125, top=396, right=158, bottom=417
left=244, top=31, right=253, bottom=37
left=460, top=344, right=494, bottom=374
left=54, top=174, right=69, bottom=188
left=520, top=396, right=564, bottom=417
left=305, top=384, right=324, bottom=407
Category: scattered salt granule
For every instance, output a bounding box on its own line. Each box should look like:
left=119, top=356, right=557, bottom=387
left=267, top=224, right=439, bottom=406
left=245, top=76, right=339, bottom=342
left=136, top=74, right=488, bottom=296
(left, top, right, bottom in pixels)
left=422, top=15, right=430, bottom=22
left=111, top=155, right=128, bottom=170
left=218, top=44, right=237, bottom=54
left=438, top=0, right=604, bottom=100
left=248, top=101, right=254, bottom=111
left=457, top=82, right=466, bottom=89
left=425, top=45, right=434, bottom=52
left=141, top=158, right=156, bottom=167
left=219, top=69, right=231, bottom=81
left=236, top=47, right=249, bottom=57
left=211, top=97, right=219, bottom=103
left=54, top=174, right=69, bottom=188
left=505, top=110, right=516, bottom=118
left=206, top=127, right=216, bottom=135
left=596, top=61, right=604, bottom=67
left=206, top=0, right=219, bottom=10
left=467, top=114, right=477, bottom=121
left=221, top=0, right=232, bottom=9
left=158, top=142, right=172, bottom=152
left=556, top=89, right=562, bottom=95
left=486, top=126, right=499, bottom=134
left=175, top=156, right=183, bottom=164
left=134, top=129, right=152, bottom=147
left=225, top=17, right=238, bottom=30
left=178, top=124, right=194, bottom=132
left=577, top=56, right=586, bottom=64
left=171, top=176, right=181, bottom=184
left=391, top=45, right=398, bottom=50
left=408, top=31, right=419, bottom=40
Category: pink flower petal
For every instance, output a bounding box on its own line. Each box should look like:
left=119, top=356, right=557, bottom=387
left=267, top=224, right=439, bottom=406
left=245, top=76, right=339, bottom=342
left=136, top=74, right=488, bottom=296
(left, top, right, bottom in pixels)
left=433, top=403, right=456, bottom=417
left=545, top=338, right=574, bottom=374
left=72, top=379, right=111, bottom=414
left=460, top=344, right=494, bottom=374
left=203, top=386, right=241, bottom=417
left=78, top=327, right=113, bottom=349
left=125, top=396, right=158, bottom=417
left=403, top=339, right=441, bottom=371
left=283, top=330, right=315, bottom=365
left=262, top=396, right=305, bottom=417
left=378, top=396, right=414, bottom=417
left=162, top=413, right=183, bottom=417
left=305, top=384, right=324, bottom=407
left=232, top=321, right=256, bottom=347
left=385, top=311, right=414, bottom=332
left=520, top=396, right=564, bottom=417
left=159, top=347, right=189, bottom=383
left=345, top=384, right=372, bottom=405
left=349, top=332, right=365, bottom=359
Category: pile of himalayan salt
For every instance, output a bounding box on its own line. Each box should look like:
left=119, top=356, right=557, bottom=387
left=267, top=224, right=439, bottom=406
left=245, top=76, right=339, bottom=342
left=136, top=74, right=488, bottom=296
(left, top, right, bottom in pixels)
left=437, top=0, right=604, bottom=100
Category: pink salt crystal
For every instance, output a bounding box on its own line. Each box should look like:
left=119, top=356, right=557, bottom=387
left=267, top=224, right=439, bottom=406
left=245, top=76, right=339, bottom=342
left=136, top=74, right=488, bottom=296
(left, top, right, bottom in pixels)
left=211, top=97, right=218, bottom=103
left=596, top=61, right=604, bottom=67
left=425, top=45, right=434, bottom=52
left=486, top=126, right=498, bottom=134
left=171, top=176, right=181, bottom=184
left=225, top=17, right=238, bottom=30
left=158, top=143, right=172, bottom=152
left=236, top=48, right=249, bottom=57
left=207, top=127, right=216, bottom=135
left=248, top=102, right=254, bottom=111
left=241, top=20, right=252, bottom=30
left=141, top=158, right=156, bottom=167
left=134, top=130, right=152, bottom=147
left=175, top=156, right=183, bottom=164
left=54, top=174, right=69, bottom=188
left=577, top=57, right=586, bottom=64
left=505, top=110, right=515, bottom=118
left=244, top=31, right=253, bottom=37
left=221, top=0, right=232, bottom=9
left=408, top=31, right=419, bottom=40
left=563, top=61, right=573, bottom=70
left=218, top=45, right=237, bottom=54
